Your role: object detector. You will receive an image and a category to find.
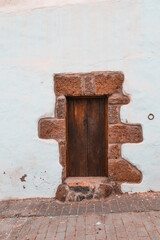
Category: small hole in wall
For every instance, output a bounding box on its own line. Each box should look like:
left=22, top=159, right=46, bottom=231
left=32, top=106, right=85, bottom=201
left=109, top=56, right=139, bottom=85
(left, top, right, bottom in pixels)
left=148, top=113, right=154, bottom=120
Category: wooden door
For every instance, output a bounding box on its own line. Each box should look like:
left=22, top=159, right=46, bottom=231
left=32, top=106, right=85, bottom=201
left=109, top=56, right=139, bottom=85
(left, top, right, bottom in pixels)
left=67, top=97, right=108, bottom=177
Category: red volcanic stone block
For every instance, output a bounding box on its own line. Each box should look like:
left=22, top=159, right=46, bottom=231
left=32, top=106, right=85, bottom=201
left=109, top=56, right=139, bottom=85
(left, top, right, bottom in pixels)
left=54, top=74, right=82, bottom=96
left=83, top=74, right=95, bottom=95
left=108, top=105, right=120, bottom=124
left=109, top=124, right=143, bottom=143
left=108, top=93, right=130, bottom=105
left=94, top=71, right=124, bottom=95
left=98, top=184, right=113, bottom=198
left=59, top=143, right=66, bottom=167
left=56, top=184, right=69, bottom=202
left=108, top=159, right=142, bottom=183
left=108, top=144, right=121, bottom=159
left=55, top=96, right=66, bottom=119
left=38, top=118, right=65, bottom=142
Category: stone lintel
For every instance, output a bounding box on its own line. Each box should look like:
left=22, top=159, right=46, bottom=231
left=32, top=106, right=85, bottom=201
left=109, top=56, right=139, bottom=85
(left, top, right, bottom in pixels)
left=54, top=71, right=124, bottom=96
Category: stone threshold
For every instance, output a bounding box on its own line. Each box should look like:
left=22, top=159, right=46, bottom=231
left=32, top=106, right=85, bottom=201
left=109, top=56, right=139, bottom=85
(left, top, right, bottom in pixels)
left=56, top=177, right=115, bottom=202
left=65, top=177, right=109, bottom=187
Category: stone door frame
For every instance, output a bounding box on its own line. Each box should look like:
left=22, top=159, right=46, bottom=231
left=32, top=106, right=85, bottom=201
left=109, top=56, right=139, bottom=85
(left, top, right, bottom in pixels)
left=38, top=71, right=143, bottom=185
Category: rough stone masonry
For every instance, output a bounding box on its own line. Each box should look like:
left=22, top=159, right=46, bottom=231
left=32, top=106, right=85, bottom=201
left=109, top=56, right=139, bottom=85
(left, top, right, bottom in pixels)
left=38, top=71, right=143, bottom=201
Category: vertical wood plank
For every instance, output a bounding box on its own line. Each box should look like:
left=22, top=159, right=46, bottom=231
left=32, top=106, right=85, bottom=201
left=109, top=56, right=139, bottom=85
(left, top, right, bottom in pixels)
left=67, top=98, right=88, bottom=176
left=105, top=97, right=108, bottom=176
left=87, top=98, right=106, bottom=176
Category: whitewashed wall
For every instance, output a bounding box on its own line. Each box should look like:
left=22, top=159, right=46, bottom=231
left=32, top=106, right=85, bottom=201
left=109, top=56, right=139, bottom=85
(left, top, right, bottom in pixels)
left=0, top=0, right=160, bottom=200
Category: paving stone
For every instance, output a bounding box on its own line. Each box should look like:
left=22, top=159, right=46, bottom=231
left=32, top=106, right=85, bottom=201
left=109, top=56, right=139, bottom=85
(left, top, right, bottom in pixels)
left=103, top=201, right=111, bottom=213
left=137, top=238, right=150, bottom=240
left=1, top=200, right=29, bottom=217
left=121, top=212, right=137, bottom=232
left=127, top=231, right=139, bottom=240
left=86, top=202, right=95, bottom=214
left=86, top=234, right=96, bottom=240
left=51, top=203, right=63, bottom=216
left=70, top=203, right=79, bottom=215
left=0, top=201, right=8, bottom=214
left=0, top=218, right=18, bottom=239
left=6, top=217, right=27, bottom=240
left=75, top=230, right=85, bottom=240
left=0, top=201, right=16, bottom=217
left=94, top=215, right=106, bottom=240
left=95, top=201, right=103, bottom=214
left=45, top=216, right=59, bottom=239
left=24, top=199, right=42, bottom=216
left=113, top=217, right=128, bottom=238
left=86, top=215, right=96, bottom=235
left=148, top=211, right=160, bottom=234
left=61, top=203, right=72, bottom=216
left=45, top=202, right=57, bottom=216
left=76, top=215, right=85, bottom=233
left=23, top=217, right=44, bottom=240
left=65, top=216, right=77, bottom=239
left=109, top=198, right=120, bottom=213
left=56, top=231, right=67, bottom=240
left=36, top=200, right=51, bottom=216
left=16, top=217, right=35, bottom=239
left=35, top=217, right=51, bottom=240
left=57, top=216, right=68, bottom=233
left=149, top=230, right=160, bottom=240
left=78, top=202, right=87, bottom=215
left=105, top=231, right=117, bottom=240
left=105, top=214, right=117, bottom=240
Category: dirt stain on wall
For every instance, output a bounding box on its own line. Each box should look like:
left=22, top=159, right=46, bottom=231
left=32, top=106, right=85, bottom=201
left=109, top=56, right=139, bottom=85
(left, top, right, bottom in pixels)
left=20, top=174, right=27, bottom=182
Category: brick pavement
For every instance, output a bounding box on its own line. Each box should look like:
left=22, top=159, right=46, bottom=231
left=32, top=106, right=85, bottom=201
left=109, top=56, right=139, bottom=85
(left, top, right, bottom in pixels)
left=0, top=192, right=159, bottom=218
left=0, top=211, right=160, bottom=239
left=0, top=192, right=160, bottom=240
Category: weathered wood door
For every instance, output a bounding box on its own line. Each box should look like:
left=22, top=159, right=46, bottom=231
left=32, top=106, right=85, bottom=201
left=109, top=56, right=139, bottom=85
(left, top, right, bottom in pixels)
left=67, top=97, right=108, bottom=177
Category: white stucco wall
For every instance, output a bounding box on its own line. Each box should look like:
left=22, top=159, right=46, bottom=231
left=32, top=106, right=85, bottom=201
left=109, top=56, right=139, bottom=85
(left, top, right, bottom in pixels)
left=0, top=0, right=160, bottom=200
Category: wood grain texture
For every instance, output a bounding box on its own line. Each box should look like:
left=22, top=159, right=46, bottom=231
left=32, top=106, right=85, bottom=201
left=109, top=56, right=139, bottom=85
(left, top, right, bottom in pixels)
left=67, top=97, right=107, bottom=177
left=67, top=98, right=88, bottom=176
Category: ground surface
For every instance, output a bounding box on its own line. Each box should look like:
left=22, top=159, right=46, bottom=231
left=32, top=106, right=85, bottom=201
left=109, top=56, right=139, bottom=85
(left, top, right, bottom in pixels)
left=0, top=192, right=160, bottom=240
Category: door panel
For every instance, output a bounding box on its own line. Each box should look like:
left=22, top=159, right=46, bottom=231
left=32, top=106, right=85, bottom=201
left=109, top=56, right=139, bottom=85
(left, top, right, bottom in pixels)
left=67, top=97, right=107, bottom=177
left=67, top=98, right=88, bottom=176
left=87, top=98, right=106, bottom=176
